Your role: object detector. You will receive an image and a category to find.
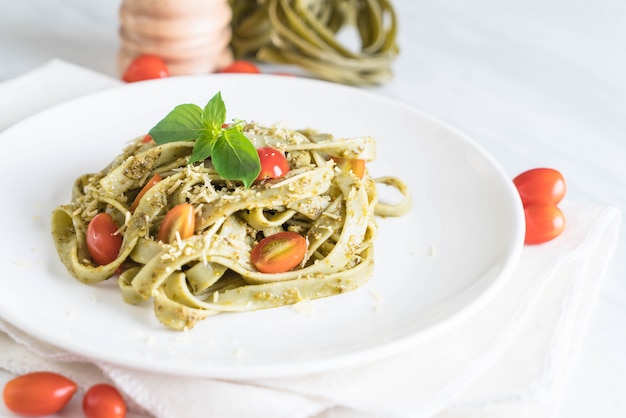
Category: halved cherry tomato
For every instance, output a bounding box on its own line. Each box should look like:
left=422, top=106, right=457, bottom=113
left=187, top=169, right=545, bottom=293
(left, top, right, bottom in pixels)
left=87, top=213, right=123, bottom=265
left=3, top=371, right=77, bottom=416
left=513, top=168, right=566, bottom=207
left=331, top=156, right=366, bottom=180
left=83, top=383, right=126, bottom=418
left=251, top=231, right=307, bottom=274
left=122, top=54, right=169, bottom=83
left=130, top=173, right=162, bottom=212
left=158, top=203, right=195, bottom=243
left=256, top=147, right=289, bottom=181
left=523, top=204, right=566, bottom=245
left=219, top=60, right=261, bottom=74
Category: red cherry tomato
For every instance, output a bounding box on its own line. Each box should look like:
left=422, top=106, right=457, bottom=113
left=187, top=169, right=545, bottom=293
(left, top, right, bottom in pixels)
left=523, top=204, right=566, bottom=245
left=3, top=371, right=77, bottom=416
left=130, top=173, right=162, bottom=212
left=87, top=213, right=123, bottom=265
left=122, top=54, right=169, bottom=83
left=158, top=203, right=196, bottom=243
left=256, top=147, right=289, bottom=181
left=513, top=168, right=566, bottom=207
left=141, top=134, right=154, bottom=144
left=330, top=156, right=366, bottom=180
left=219, top=60, right=261, bottom=74
left=82, top=384, right=126, bottom=418
left=251, top=231, right=307, bottom=274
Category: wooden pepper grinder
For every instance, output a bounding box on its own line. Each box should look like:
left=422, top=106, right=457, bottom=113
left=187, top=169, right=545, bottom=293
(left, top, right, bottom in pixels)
left=117, top=0, right=234, bottom=76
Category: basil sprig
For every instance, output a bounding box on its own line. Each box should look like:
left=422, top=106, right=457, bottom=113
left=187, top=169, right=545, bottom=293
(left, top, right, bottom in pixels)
left=148, top=92, right=261, bottom=188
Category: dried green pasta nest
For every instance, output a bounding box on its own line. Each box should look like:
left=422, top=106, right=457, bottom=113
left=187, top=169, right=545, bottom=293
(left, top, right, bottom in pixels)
left=230, top=0, right=399, bottom=85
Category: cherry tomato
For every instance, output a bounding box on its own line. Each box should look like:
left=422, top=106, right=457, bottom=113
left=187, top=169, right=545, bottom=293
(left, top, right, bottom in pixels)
left=219, top=60, right=261, bottom=74
left=513, top=168, right=566, bottom=207
left=158, top=203, right=195, bottom=243
left=141, top=134, right=153, bottom=144
left=251, top=231, right=307, bottom=274
left=122, top=54, right=169, bottom=83
left=256, top=147, right=289, bottom=181
left=87, top=213, right=123, bottom=265
left=3, top=371, right=77, bottom=416
left=331, top=156, right=366, bottom=180
left=82, top=384, right=126, bottom=418
left=523, top=204, right=566, bottom=245
left=130, top=173, right=162, bottom=212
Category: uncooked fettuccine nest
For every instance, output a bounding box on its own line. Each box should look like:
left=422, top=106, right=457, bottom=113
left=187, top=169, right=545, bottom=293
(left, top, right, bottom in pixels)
left=230, top=0, right=399, bottom=85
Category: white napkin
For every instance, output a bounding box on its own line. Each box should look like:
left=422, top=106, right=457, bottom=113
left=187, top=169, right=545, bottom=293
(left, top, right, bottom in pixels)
left=0, top=60, right=621, bottom=418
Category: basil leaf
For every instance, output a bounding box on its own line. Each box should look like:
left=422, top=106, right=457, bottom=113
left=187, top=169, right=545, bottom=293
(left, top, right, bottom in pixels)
left=149, top=104, right=204, bottom=144
left=211, top=128, right=260, bottom=189
left=147, top=92, right=262, bottom=188
left=189, top=133, right=214, bottom=164
left=202, top=92, right=226, bottom=134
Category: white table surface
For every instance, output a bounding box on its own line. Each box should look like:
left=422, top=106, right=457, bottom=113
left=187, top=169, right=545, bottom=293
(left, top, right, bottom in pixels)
left=1, top=1, right=625, bottom=417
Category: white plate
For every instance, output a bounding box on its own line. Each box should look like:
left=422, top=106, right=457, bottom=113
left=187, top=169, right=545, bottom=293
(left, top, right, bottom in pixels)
left=0, top=75, right=524, bottom=379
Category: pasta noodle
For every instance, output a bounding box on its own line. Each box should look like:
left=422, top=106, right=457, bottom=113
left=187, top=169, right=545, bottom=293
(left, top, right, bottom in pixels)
left=229, top=0, right=399, bottom=85
left=51, top=121, right=411, bottom=330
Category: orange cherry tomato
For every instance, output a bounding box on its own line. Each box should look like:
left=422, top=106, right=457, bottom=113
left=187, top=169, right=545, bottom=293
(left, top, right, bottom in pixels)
left=219, top=60, right=261, bottom=74
left=122, top=54, right=169, bottom=83
left=158, top=203, right=195, bottom=243
left=513, top=168, right=566, bottom=207
left=87, top=213, right=123, bottom=265
left=3, top=371, right=77, bottom=416
left=251, top=231, right=307, bottom=274
left=523, top=204, right=566, bottom=245
left=130, top=173, right=162, bottom=212
left=256, top=147, right=289, bottom=181
left=331, top=156, right=366, bottom=180
left=82, top=384, right=126, bottom=418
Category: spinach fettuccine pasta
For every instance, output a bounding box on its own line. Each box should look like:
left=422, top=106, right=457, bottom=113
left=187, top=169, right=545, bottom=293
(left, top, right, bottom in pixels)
left=51, top=93, right=411, bottom=330
left=230, top=0, right=399, bottom=85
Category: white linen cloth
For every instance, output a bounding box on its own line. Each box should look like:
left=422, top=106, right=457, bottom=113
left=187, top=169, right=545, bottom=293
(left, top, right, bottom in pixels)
left=0, top=59, right=621, bottom=418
